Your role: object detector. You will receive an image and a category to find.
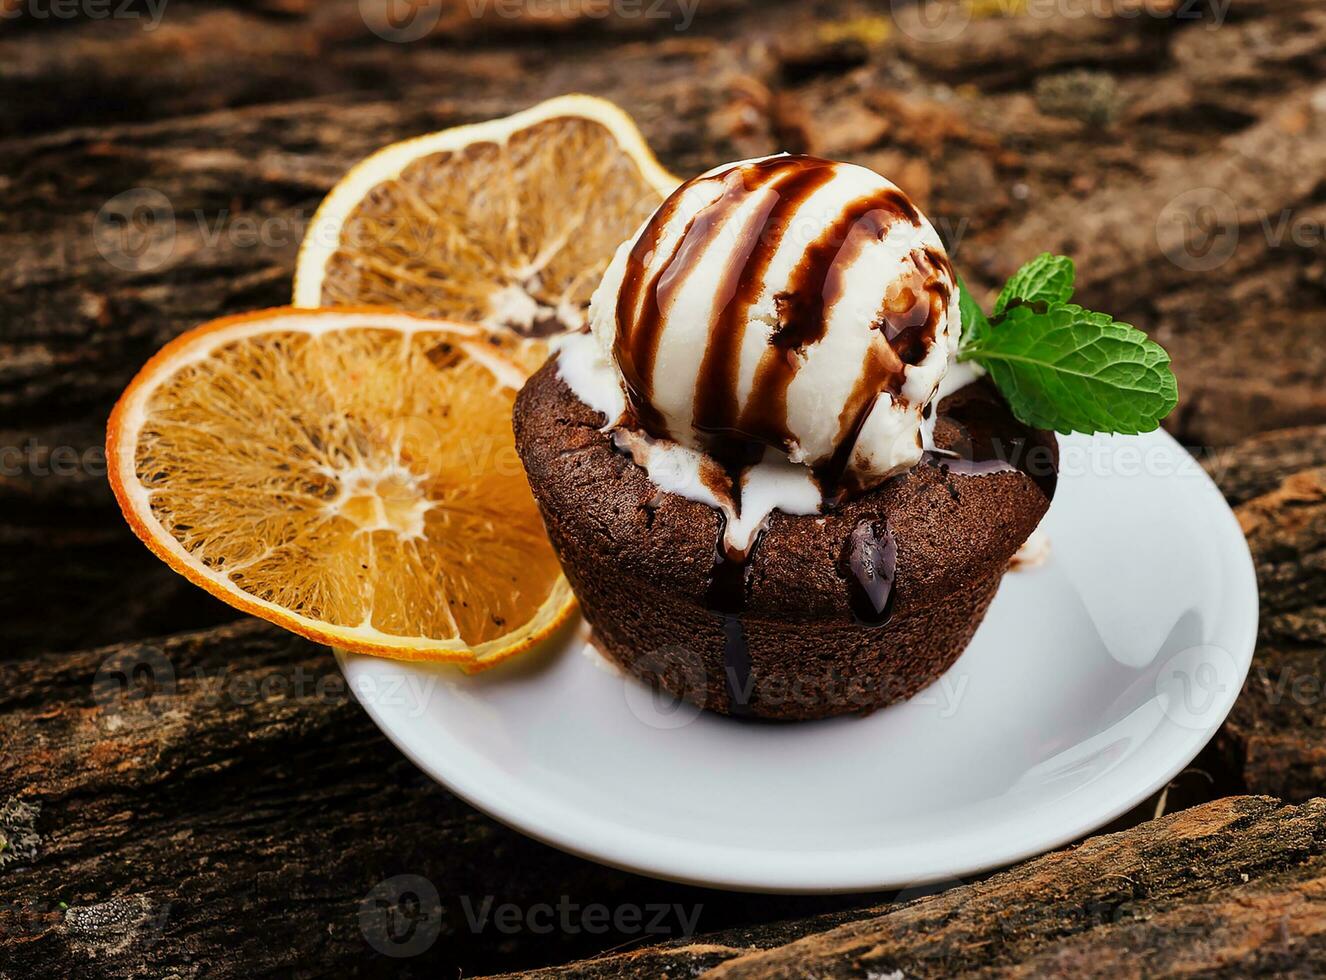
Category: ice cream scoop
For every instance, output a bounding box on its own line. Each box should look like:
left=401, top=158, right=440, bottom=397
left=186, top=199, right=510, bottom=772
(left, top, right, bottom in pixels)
left=589, top=154, right=959, bottom=488
left=555, top=154, right=963, bottom=551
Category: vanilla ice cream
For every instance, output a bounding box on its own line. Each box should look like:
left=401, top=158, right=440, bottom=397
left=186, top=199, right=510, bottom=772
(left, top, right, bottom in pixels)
left=555, top=154, right=964, bottom=552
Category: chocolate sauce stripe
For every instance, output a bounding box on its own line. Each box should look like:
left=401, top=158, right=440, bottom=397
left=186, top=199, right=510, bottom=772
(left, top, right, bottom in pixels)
left=693, top=161, right=835, bottom=435
left=617, top=158, right=809, bottom=438
left=706, top=511, right=755, bottom=714
left=821, top=247, right=952, bottom=491
left=877, top=248, right=950, bottom=364
left=742, top=190, right=918, bottom=457
left=613, top=180, right=691, bottom=433
left=843, top=518, right=898, bottom=626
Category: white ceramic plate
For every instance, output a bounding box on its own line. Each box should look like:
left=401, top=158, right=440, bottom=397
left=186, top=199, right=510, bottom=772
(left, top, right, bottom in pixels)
left=339, top=429, right=1257, bottom=893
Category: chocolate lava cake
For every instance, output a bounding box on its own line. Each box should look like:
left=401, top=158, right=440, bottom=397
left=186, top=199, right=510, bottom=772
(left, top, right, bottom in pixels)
left=514, top=362, right=1057, bottom=721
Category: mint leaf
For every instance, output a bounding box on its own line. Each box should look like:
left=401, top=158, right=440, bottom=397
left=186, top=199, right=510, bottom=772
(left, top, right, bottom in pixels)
left=960, top=304, right=1178, bottom=434
left=994, top=253, right=1075, bottom=316
left=957, top=274, right=991, bottom=346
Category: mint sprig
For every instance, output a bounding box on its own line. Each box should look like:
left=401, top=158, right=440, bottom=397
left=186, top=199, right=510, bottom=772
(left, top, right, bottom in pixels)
left=993, top=253, right=1075, bottom=316
left=957, top=254, right=1178, bottom=435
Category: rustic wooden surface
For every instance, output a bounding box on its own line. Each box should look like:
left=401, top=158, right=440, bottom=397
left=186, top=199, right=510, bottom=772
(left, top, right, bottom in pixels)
left=500, top=795, right=1326, bottom=978
left=3, top=1, right=1326, bottom=976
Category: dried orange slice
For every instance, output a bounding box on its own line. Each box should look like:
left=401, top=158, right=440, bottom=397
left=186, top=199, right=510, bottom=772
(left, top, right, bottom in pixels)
left=106, top=307, right=573, bottom=667
left=293, top=94, right=679, bottom=336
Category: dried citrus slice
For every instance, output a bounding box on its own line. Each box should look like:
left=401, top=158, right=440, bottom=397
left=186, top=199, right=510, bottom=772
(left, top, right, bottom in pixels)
left=293, top=94, right=679, bottom=336
left=107, top=307, right=574, bottom=666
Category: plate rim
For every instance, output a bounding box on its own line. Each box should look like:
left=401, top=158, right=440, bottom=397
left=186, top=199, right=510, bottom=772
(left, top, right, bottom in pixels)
left=337, top=428, right=1259, bottom=893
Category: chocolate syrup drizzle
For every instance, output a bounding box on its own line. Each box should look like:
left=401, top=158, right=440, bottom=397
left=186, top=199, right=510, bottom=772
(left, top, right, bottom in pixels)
left=701, top=442, right=763, bottom=714
left=926, top=387, right=1059, bottom=502
left=815, top=247, right=954, bottom=501
left=843, top=520, right=898, bottom=626
left=693, top=160, right=832, bottom=436
left=706, top=532, right=756, bottom=715
left=613, top=154, right=950, bottom=479
left=611, top=156, right=968, bottom=716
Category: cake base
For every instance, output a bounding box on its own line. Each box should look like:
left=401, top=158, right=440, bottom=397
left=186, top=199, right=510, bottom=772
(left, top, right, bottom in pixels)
left=514, top=361, right=1057, bottom=721
left=580, top=560, right=1002, bottom=721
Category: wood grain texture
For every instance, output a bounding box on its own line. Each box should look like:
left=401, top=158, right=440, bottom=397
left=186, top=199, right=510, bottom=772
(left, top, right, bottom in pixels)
left=494, top=796, right=1326, bottom=979
left=0, top=36, right=772, bottom=656
left=5, top=0, right=1326, bottom=655
left=4, top=0, right=1326, bottom=976
left=1222, top=462, right=1326, bottom=803
left=1205, top=425, right=1326, bottom=506
left=0, top=620, right=904, bottom=977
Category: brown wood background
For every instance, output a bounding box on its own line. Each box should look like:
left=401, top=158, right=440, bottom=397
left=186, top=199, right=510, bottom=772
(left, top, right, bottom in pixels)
left=3, top=1, right=1326, bottom=976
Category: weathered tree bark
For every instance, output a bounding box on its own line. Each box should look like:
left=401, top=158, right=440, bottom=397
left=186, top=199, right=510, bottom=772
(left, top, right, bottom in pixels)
left=778, top=4, right=1326, bottom=450
left=0, top=2, right=762, bottom=137
left=491, top=796, right=1326, bottom=979
left=0, top=618, right=1315, bottom=978
left=0, top=38, right=774, bottom=656
left=0, top=620, right=932, bottom=977
left=6, top=1, right=1326, bottom=976
left=6, top=0, right=1326, bottom=652
left=1205, top=425, right=1326, bottom=506
left=1221, top=467, right=1326, bottom=802
left=1189, top=425, right=1326, bottom=803
left=5, top=0, right=1326, bottom=655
